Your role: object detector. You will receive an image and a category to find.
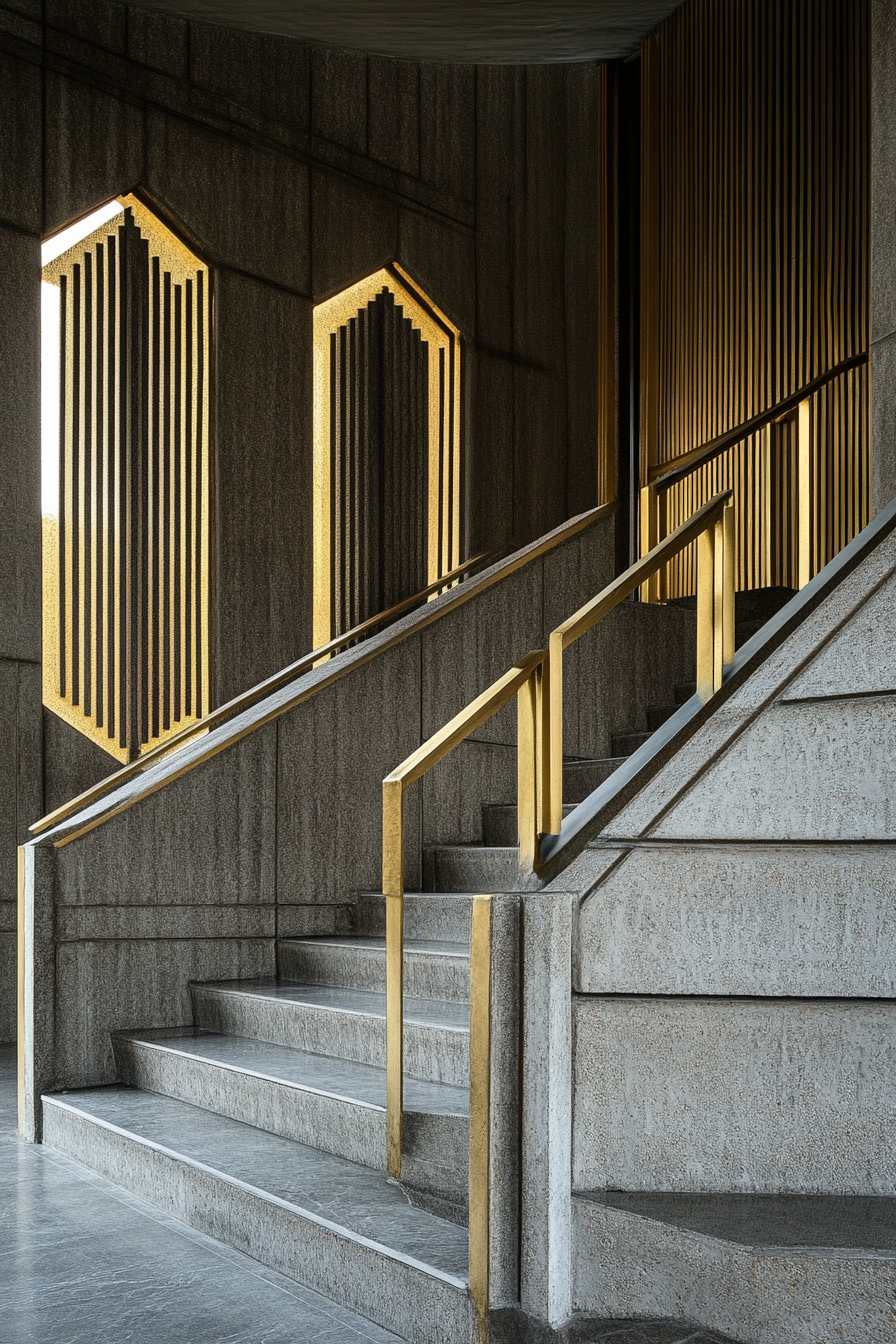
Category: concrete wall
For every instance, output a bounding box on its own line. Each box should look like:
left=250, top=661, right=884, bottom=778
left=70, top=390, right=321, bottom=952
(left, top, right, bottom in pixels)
left=0, top=1, right=614, bottom=1039
left=872, top=0, right=896, bottom=511
left=564, top=515, right=896, bottom=1197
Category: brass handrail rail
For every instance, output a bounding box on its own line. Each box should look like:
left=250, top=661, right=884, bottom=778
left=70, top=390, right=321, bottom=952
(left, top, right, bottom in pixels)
left=546, top=489, right=734, bottom=830
left=647, top=352, right=867, bottom=491
left=30, top=547, right=502, bottom=836
left=382, top=648, right=549, bottom=1321
left=381, top=491, right=736, bottom=1320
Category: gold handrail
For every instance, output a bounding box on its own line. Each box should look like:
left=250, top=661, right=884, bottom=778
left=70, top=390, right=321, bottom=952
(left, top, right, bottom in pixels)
left=382, top=648, right=548, bottom=1320
left=30, top=548, right=502, bottom=836
left=381, top=491, right=735, bottom=1321
left=646, top=352, right=867, bottom=491
left=546, top=489, right=734, bottom=830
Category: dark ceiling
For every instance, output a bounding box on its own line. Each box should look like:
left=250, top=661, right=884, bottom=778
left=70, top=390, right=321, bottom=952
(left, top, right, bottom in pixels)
left=138, top=0, right=683, bottom=63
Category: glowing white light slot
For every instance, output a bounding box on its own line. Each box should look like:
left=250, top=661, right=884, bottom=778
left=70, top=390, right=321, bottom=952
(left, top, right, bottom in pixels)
left=41, top=199, right=124, bottom=267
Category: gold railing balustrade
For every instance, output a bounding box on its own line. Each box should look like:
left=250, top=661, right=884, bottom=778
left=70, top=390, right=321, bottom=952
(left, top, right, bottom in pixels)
left=30, top=547, right=501, bottom=837
left=639, top=353, right=868, bottom=602
left=381, top=488, right=735, bottom=1320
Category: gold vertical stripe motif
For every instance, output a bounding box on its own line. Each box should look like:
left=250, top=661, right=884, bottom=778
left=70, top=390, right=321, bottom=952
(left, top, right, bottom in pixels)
left=42, top=197, right=211, bottom=762
left=312, top=267, right=462, bottom=647
left=641, top=0, right=869, bottom=595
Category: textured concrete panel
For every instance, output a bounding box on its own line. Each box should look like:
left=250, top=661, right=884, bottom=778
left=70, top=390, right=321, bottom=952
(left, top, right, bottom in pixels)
left=276, top=638, right=422, bottom=903
left=368, top=56, right=419, bottom=176
left=213, top=271, right=312, bottom=701
left=310, top=166, right=397, bottom=301
left=573, top=1193, right=896, bottom=1344
left=0, top=930, right=15, bottom=1042
left=872, top=0, right=896, bottom=345
left=872, top=330, right=896, bottom=513
left=573, top=996, right=896, bottom=1193
left=53, top=723, right=277, bottom=907
left=422, top=739, right=517, bottom=846
left=42, top=712, right=119, bottom=817
left=44, top=74, right=144, bottom=234
left=56, top=904, right=275, bottom=941
left=786, top=566, right=896, bottom=698
left=127, top=6, right=189, bottom=78
left=310, top=46, right=367, bottom=154
left=0, top=48, right=41, bottom=231
left=577, top=843, right=896, bottom=997
left=418, top=63, right=475, bottom=200
left=0, top=229, right=41, bottom=662
left=651, top=696, right=896, bottom=841
left=189, top=21, right=310, bottom=128
left=54, top=937, right=274, bottom=1084
left=45, top=0, right=126, bottom=50
left=145, top=109, right=309, bottom=291
left=396, top=210, right=475, bottom=336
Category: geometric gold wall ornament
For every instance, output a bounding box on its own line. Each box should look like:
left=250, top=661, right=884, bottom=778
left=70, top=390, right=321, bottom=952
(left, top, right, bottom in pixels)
left=41, top=194, right=211, bottom=762
left=312, top=264, right=462, bottom=648
left=639, top=0, right=869, bottom=595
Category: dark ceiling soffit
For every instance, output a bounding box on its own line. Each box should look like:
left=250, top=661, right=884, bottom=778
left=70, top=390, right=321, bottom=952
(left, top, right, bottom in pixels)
left=134, top=0, right=684, bottom=64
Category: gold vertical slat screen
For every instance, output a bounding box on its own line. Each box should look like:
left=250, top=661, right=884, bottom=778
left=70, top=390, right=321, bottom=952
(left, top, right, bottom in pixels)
left=43, top=197, right=210, bottom=763
left=641, top=0, right=869, bottom=595
left=312, top=266, right=462, bottom=649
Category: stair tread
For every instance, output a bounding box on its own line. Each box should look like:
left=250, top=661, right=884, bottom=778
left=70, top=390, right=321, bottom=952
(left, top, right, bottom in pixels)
left=45, top=1086, right=469, bottom=1281
left=576, top=1190, right=896, bottom=1253
left=197, top=977, right=470, bottom=1032
left=118, top=1028, right=469, bottom=1116
left=281, top=936, right=469, bottom=958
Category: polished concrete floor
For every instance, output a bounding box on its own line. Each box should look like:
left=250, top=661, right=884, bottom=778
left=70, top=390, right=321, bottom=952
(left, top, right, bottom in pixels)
left=1, top=1046, right=737, bottom=1343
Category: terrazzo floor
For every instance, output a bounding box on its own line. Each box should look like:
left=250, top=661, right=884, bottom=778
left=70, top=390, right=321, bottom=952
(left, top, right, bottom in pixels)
left=1, top=1045, right=739, bottom=1343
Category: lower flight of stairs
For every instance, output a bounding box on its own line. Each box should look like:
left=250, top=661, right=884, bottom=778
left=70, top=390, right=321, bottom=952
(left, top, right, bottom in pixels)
left=43, top=892, right=478, bottom=1344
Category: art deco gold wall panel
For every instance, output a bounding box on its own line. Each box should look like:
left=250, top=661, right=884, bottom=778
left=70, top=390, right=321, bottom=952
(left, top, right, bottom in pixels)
left=313, top=265, right=462, bottom=647
left=42, top=196, right=211, bottom=762
left=640, top=0, right=869, bottom=594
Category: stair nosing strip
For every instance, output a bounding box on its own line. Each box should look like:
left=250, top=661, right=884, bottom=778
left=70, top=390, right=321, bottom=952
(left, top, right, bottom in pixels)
left=43, top=1094, right=469, bottom=1288
left=116, top=1035, right=386, bottom=1112
left=197, top=983, right=470, bottom=1032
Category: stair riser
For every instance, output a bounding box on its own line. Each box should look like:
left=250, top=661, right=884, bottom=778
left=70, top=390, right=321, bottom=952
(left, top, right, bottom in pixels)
left=573, top=1197, right=893, bottom=1344
left=423, top=848, right=542, bottom=893
left=573, top=996, right=896, bottom=1194
left=43, top=1100, right=476, bottom=1344
left=278, top=942, right=471, bottom=1003
left=483, top=804, right=574, bottom=847
left=356, top=893, right=472, bottom=943
left=192, top=987, right=469, bottom=1087
left=113, top=1036, right=469, bottom=1201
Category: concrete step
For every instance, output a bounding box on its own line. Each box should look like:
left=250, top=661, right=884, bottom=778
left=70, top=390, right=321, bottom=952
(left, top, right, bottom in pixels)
left=422, top=846, right=542, bottom=893
left=42, top=1088, right=475, bottom=1344
left=482, top=802, right=575, bottom=846
left=356, top=892, right=473, bottom=943
left=191, top=978, right=469, bottom=1086
left=572, top=995, right=896, bottom=1195
left=646, top=702, right=679, bottom=731
left=611, top=729, right=653, bottom=756
left=561, top=756, right=629, bottom=804
left=112, top=1028, right=469, bottom=1203
left=278, top=935, right=470, bottom=1003
left=573, top=1190, right=896, bottom=1344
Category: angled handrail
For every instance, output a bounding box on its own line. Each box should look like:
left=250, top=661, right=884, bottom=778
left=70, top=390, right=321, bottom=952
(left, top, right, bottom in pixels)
left=32, top=503, right=613, bottom=846
left=382, top=647, right=548, bottom=1324
left=380, top=489, right=735, bottom=1323
left=30, top=547, right=502, bottom=836
left=647, top=352, right=867, bottom=492
left=546, top=489, right=733, bottom=830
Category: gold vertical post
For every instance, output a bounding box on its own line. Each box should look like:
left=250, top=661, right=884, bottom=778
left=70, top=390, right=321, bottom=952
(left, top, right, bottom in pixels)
left=547, top=630, right=564, bottom=834
left=468, top=894, right=492, bottom=1332
left=696, top=524, right=715, bottom=700
left=721, top=502, right=736, bottom=669
left=639, top=483, right=661, bottom=602
left=535, top=655, right=550, bottom=836
left=797, top=396, right=812, bottom=588
left=382, top=777, right=404, bottom=1179
left=517, top=673, right=538, bottom=874
left=17, top=846, right=25, bottom=1137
